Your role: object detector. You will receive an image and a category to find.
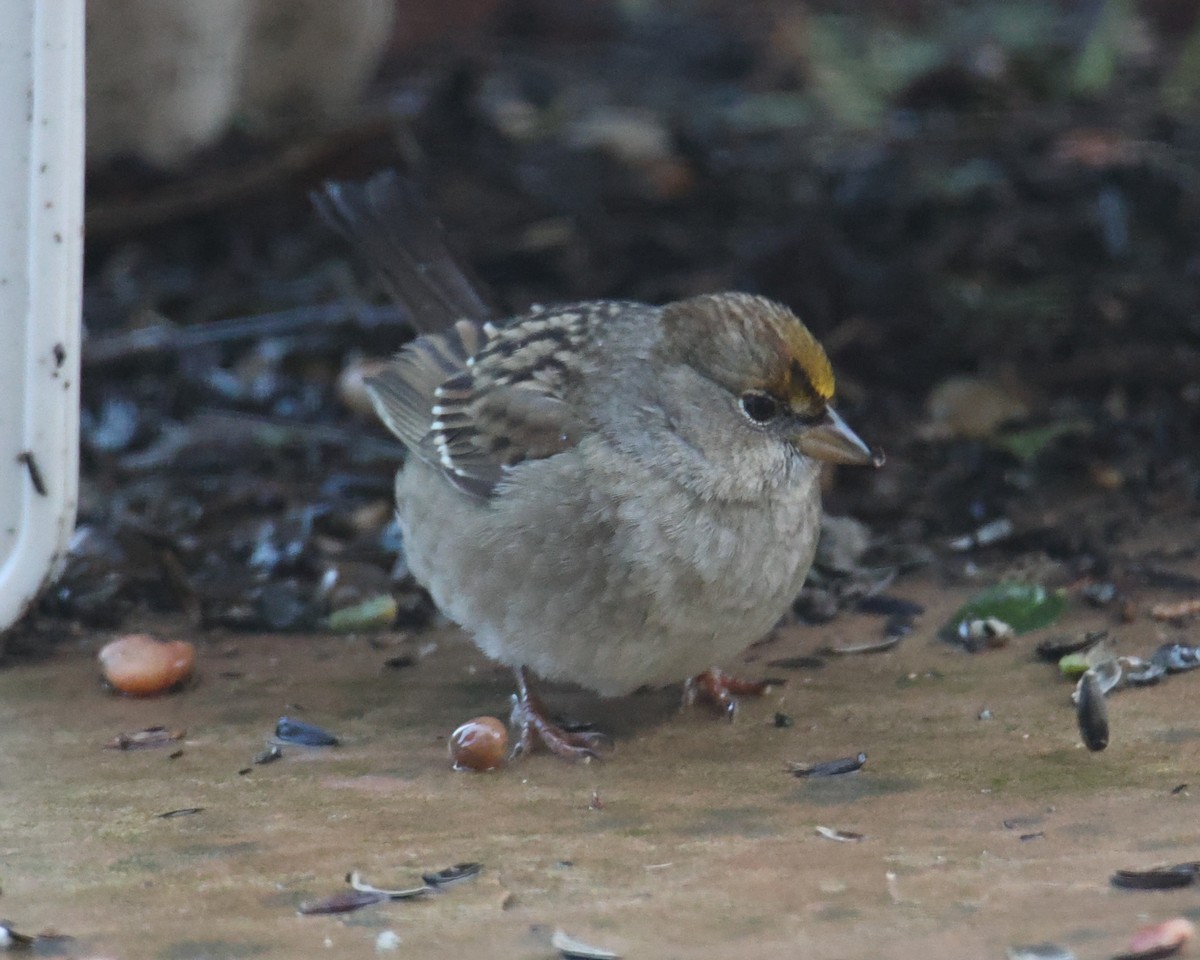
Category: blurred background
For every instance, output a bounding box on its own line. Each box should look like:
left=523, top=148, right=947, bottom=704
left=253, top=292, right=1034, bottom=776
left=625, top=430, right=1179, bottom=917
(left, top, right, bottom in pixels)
left=25, top=0, right=1199, bottom=654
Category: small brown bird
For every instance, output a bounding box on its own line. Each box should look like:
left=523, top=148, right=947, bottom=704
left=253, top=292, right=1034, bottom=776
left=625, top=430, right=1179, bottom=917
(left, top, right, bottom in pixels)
left=316, top=173, right=881, bottom=760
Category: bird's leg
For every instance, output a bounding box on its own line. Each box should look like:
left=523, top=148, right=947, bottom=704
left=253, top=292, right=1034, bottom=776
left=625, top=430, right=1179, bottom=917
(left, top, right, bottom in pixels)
left=509, top=667, right=611, bottom=762
left=684, top=667, right=778, bottom=720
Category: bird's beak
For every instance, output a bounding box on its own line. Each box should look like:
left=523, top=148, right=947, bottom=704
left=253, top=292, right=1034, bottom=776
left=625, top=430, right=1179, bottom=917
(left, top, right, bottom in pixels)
left=795, top=406, right=884, bottom=467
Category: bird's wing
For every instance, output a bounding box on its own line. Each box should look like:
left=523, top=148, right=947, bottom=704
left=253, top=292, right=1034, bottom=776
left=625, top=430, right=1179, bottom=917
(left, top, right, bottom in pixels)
left=315, top=172, right=628, bottom=499
left=367, top=305, right=601, bottom=499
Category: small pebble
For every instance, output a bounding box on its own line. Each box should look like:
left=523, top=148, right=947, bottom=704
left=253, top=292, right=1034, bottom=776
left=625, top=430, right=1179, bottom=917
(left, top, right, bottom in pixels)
left=98, top=634, right=195, bottom=696
left=450, top=716, right=508, bottom=771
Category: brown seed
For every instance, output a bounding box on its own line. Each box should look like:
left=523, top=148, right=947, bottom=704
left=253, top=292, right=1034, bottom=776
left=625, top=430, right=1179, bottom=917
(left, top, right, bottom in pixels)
left=449, top=716, right=508, bottom=771
left=99, top=634, right=195, bottom=696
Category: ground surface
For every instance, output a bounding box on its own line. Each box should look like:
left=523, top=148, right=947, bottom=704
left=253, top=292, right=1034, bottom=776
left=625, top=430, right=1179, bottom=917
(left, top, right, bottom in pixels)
left=6, top=4, right=1200, bottom=958
left=3, top=569, right=1199, bottom=960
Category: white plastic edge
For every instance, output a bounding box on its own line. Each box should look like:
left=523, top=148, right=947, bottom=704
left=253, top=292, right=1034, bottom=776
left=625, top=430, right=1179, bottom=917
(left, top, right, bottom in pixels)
left=0, top=0, right=84, bottom=632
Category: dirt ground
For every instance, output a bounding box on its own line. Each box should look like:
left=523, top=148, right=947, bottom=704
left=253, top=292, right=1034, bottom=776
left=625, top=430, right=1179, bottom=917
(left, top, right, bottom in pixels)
left=3, top=560, right=1199, bottom=960
left=8, top=4, right=1200, bottom=958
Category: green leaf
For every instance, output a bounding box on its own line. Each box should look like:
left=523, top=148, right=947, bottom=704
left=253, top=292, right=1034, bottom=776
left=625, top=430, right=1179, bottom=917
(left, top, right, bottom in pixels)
left=805, top=15, right=946, bottom=128
left=325, top=595, right=398, bottom=633
left=1072, top=0, right=1133, bottom=96
left=992, top=418, right=1089, bottom=462
left=939, top=582, right=1067, bottom=641
left=1162, top=14, right=1200, bottom=113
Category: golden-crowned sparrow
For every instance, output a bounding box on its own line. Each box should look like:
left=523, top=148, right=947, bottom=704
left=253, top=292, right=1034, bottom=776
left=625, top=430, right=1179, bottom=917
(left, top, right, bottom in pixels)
left=317, top=173, right=882, bottom=760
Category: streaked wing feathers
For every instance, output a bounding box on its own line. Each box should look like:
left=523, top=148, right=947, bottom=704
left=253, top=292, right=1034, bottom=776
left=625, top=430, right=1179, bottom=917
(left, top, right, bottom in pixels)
left=365, top=319, right=488, bottom=451
left=368, top=306, right=599, bottom=499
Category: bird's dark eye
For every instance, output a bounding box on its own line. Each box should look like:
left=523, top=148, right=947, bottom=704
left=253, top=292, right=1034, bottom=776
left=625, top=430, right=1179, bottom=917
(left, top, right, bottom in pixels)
left=739, top=391, right=780, bottom=424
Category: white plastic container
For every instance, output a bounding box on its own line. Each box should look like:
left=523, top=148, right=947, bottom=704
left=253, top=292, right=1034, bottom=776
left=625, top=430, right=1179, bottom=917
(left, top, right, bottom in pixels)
left=0, top=0, right=85, bottom=632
